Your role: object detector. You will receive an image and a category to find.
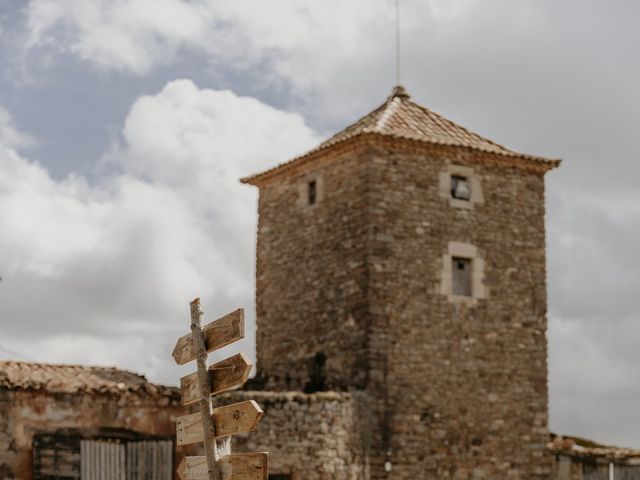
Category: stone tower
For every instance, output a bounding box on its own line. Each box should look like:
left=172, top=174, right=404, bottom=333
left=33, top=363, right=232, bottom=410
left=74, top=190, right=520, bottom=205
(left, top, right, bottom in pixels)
left=241, top=86, right=559, bottom=479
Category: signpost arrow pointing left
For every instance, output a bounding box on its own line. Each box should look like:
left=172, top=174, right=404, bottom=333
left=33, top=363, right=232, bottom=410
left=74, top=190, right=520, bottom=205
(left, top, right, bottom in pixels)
left=172, top=309, right=244, bottom=365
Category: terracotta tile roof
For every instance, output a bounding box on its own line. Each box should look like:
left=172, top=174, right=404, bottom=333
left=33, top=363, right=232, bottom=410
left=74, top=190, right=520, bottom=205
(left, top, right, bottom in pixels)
left=0, top=360, right=178, bottom=397
left=549, top=434, right=640, bottom=460
left=242, top=86, right=560, bottom=184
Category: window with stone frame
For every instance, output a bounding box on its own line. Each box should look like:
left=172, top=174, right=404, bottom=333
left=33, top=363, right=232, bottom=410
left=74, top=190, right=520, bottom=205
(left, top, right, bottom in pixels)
left=441, top=241, right=487, bottom=303
left=452, top=257, right=472, bottom=296
left=297, top=175, right=323, bottom=208
left=307, top=180, right=317, bottom=205
left=450, top=175, right=471, bottom=200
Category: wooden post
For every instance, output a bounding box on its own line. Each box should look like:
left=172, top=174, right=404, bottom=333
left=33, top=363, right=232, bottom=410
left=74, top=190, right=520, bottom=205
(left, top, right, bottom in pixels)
left=174, top=301, right=267, bottom=480
left=190, top=298, right=221, bottom=480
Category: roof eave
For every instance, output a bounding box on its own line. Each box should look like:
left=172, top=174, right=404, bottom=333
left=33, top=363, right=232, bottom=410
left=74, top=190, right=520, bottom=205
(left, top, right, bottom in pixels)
left=240, top=132, right=560, bottom=186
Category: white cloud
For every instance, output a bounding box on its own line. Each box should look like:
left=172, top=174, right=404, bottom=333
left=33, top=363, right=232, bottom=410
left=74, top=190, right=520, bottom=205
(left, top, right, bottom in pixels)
left=22, top=0, right=484, bottom=78
left=0, top=105, right=34, bottom=149
left=21, top=0, right=398, bottom=113
left=118, top=80, right=314, bottom=188
left=0, top=83, right=320, bottom=384
left=7, top=0, right=640, bottom=446
left=25, top=0, right=209, bottom=74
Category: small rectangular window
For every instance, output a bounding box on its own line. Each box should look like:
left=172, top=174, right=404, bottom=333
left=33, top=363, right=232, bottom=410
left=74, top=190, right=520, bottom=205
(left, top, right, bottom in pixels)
left=452, top=257, right=472, bottom=296
left=269, top=475, right=292, bottom=480
left=451, top=175, right=471, bottom=200
left=308, top=180, right=317, bottom=205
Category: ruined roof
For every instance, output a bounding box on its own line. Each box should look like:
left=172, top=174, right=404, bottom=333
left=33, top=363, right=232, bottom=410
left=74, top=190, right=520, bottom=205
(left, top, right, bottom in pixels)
left=241, top=85, right=560, bottom=185
left=0, top=360, right=178, bottom=397
left=549, top=434, right=640, bottom=460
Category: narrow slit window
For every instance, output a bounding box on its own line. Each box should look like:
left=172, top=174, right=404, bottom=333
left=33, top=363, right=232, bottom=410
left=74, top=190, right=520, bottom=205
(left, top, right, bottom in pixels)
left=452, top=257, right=472, bottom=296
left=308, top=180, right=317, bottom=205
left=451, top=175, right=471, bottom=200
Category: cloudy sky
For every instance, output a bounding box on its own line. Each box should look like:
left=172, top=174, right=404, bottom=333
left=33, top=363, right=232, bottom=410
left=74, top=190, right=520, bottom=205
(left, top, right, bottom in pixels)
left=0, top=0, right=639, bottom=448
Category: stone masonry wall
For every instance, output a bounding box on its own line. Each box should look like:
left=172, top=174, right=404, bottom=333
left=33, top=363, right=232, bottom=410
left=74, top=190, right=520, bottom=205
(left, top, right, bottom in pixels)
left=254, top=139, right=552, bottom=480
left=0, top=389, right=14, bottom=479
left=362, top=145, right=551, bottom=479
left=216, top=391, right=369, bottom=480
left=0, top=388, right=191, bottom=480
left=255, top=148, right=373, bottom=392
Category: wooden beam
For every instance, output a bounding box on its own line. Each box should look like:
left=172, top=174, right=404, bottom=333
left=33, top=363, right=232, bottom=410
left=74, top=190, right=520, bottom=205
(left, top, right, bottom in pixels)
left=180, top=353, right=253, bottom=406
left=173, top=309, right=245, bottom=365
left=177, top=401, right=264, bottom=446
left=189, top=298, right=222, bottom=480
left=177, top=454, right=268, bottom=480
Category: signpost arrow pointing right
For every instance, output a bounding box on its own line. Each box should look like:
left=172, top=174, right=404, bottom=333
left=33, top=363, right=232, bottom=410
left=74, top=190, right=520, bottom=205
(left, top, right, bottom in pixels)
left=180, top=353, right=253, bottom=406
left=177, top=400, right=264, bottom=446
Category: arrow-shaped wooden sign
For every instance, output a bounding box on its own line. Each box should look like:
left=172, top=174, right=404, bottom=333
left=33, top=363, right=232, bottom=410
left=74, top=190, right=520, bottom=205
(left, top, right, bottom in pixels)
left=177, top=400, right=264, bottom=446
left=172, top=301, right=267, bottom=480
left=177, top=453, right=268, bottom=480
left=181, top=353, right=252, bottom=406
left=173, top=309, right=245, bottom=365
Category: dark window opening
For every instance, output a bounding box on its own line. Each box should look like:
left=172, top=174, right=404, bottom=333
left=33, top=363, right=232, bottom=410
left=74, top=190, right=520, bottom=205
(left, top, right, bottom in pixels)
left=270, top=475, right=292, bottom=480
left=451, top=175, right=471, bottom=200
left=308, top=180, right=317, bottom=205
left=303, top=351, right=327, bottom=393
left=452, top=257, right=472, bottom=296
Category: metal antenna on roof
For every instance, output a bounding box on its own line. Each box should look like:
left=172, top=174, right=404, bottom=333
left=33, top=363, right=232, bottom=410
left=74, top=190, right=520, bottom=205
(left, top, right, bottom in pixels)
left=394, top=0, right=401, bottom=85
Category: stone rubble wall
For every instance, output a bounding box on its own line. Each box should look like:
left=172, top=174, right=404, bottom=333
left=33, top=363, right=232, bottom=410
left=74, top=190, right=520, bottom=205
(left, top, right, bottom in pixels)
left=363, top=146, right=552, bottom=479
left=253, top=139, right=553, bottom=479
left=254, top=147, right=373, bottom=392
left=216, top=391, right=369, bottom=480
left=0, top=389, right=15, bottom=479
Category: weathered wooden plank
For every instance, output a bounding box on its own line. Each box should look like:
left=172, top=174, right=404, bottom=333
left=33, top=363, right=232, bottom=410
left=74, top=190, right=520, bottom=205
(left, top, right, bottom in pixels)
left=188, top=298, right=223, bottom=480
left=126, top=442, right=132, bottom=480
left=172, top=308, right=244, bottom=365
left=163, top=441, right=173, bottom=480
left=177, top=453, right=268, bottom=480
left=176, top=412, right=202, bottom=446
left=99, top=441, right=105, bottom=480
left=177, top=400, right=264, bottom=446
left=180, top=353, right=253, bottom=406
left=80, top=440, right=87, bottom=480
left=119, top=442, right=126, bottom=480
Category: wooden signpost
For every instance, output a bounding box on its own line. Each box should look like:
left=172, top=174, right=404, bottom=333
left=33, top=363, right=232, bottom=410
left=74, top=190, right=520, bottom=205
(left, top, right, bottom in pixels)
left=178, top=454, right=269, bottom=480
left=173, top=299, right=268, bottom=480
left=180, top=354, right=253, bottom=406
left=176, top=401, right=263, bottom=445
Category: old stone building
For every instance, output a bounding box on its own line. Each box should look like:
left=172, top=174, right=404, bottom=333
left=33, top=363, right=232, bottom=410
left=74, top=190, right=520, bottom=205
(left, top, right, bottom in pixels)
left=0, top=360, right=193, bottom=479
left=235, top=85, right=561, bottom=479
left=2, top=87, right=636, bottom=480
left=550, top=435, right=640, bottom=479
